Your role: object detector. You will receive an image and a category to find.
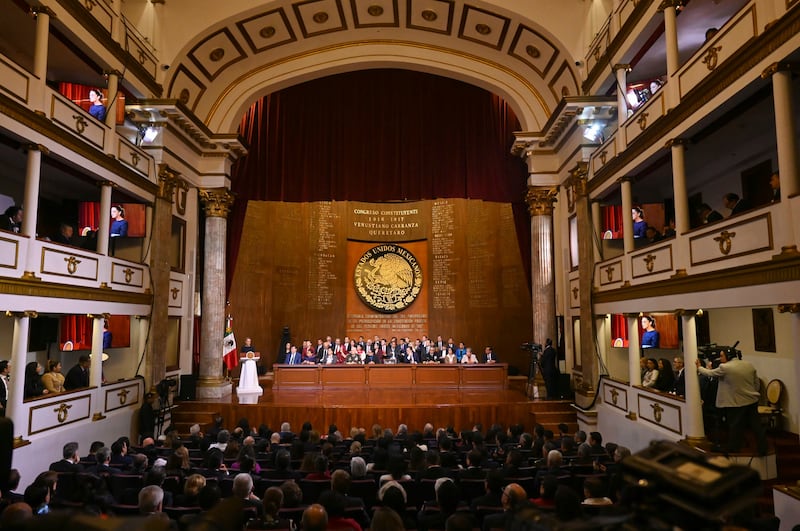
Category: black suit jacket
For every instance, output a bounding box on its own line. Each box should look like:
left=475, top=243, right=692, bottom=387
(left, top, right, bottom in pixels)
left=49, top=460, right=84, bottom=473
left=731, top=198, right=751, bottom=216
left=64, top=364, right=89, bottom=390
left=673, top=369, right=685, bottom=396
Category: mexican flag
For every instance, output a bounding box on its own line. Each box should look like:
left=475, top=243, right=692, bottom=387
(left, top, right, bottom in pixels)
left=223, top=316, right=238, bottom=370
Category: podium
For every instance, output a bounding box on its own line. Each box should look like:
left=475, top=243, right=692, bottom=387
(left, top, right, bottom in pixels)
left=237, top=352, right=263, bottom=404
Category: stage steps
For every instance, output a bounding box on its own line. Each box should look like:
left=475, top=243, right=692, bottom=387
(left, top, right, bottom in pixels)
left=528, top=400, right=578, bottom=434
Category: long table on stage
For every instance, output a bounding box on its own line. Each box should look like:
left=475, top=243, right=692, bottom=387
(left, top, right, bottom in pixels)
left=272, top=363, right=508, bottom=390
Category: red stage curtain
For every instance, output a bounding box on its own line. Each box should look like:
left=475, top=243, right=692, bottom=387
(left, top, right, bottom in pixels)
left=59, top=315, right=92, bottom=350
left=602, top=205, right=624, bottom=238
left=58, top=82, right=92, bottom=113
left=228, top=69, right=531, bottom=294
left=78, top=202, right=101, bottom=232
left=611, top=314, right=628, bottom=347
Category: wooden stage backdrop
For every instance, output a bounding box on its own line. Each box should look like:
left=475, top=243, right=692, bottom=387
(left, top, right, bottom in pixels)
left=228, top=199, right=533, bottom=374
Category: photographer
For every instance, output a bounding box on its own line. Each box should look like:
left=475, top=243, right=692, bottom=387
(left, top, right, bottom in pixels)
left=696, top=350, right=767, bottom=455
left=540, top=338, right=559, bottom=399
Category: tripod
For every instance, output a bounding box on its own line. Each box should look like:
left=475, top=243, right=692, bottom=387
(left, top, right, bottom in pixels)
left=527, top=350, right=541, bottom=399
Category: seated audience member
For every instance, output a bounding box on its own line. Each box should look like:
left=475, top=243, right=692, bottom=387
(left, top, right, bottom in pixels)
left=418, top=478, right=470, bottom=531
left=301, top=504, right=328, bottom=531
left=64, top=355, right=91, bottom=390
left=654, top=358, right=675, bottom=392
left=349, top=456, right=367, bottom=479
left=582, top=477, right=613, bottom=506
left=23, top=362, right=47, bottom=398
left=672, top=357, right=686, bottom=396
left=41, top=360, right=65, bottom=394
left=49, top=442, right=83, bottom=473
left=698, top=203, right=723, bottom=224
left=233, top=473, right=263, bottom=517
left=138, top=485, right=177, bottom=530
left=53, top=222, right=75, bottom=246
left=371, top=506, right=405, bottom=531
left=554, top=485, right=584, bottom=525
left=642, top=358, right=659, bottom=388
left=278, top=480, right=304, bottom=510
left=470, top=469, right=505, bottom=512
left=319, top=490, right=363, bottom=531
left=532, top=475, right=558, bottom=509
left=723, top=192, right=751, bottom=216
left=378, top=481, right=416, bottom=529
left=1, top=206, right=23, bottom=233
left=251, top=486, right=293, bottom=529
left=174, top=474, right=206, bottom=507
left=24, top=483, right=50, bottom=515
left=86, top=446, right=121, bottom=475
left=482, top=483, right=528, bottom=531
left=178, top=484, right=222, bottom=530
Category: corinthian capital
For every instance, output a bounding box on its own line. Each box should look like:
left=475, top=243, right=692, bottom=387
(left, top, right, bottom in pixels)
left=525, top=186, right=559, bottom=217
left=199, top=188, right=235, bottom=218
left=157, top=164, right=188, bottom=202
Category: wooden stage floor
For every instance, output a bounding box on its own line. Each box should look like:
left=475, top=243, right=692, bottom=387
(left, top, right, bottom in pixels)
left=172, top=377, right=572, bottom=435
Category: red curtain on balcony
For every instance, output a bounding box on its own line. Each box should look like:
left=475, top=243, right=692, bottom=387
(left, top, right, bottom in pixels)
left=602, top=205, right=624, bottom=238
left=228, top=69, right=531, bottom=294
left=59, top=315, right=92, bottom=351
left=58, top=82, right=92, bottom=112
left=78, top=202, right=101, bottom=233
left=611, top=314, right=628, bottom=347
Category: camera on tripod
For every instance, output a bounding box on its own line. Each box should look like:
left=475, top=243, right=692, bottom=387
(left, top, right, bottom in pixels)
left=698, top=341, right=741, bottom=366
left=520, top=342, right=542, bottom=353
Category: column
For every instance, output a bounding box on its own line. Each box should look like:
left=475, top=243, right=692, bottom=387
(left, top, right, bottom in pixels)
left=89, top=314, right=106, bottom=388
left=626, top=313, right=642, bottom=386
left=596, top=314, right=609, bottom=373
left=660, top=1, right=681, bottom=76
left=197, top=187, right=235, bottom=399
left=762, top=63, right=799, bottom=257
left=612, top=64, right=631, bottom=124
left=97, top=182, right=113, bottom=255
left=778, top=304, right=800, bottom=442
left=5, top=313, right=33, bottom=436
left=104, top=71, right=121, bottom=144
left=110, top=0, right=123, bottom=42
left=619, top=176, right=634, bottom=284
left=145, top=165, right=184, bottom=390
left=680, top=310, right=705, bottom=445
left=668, top=138, right=690, bottom=275
left=31, top=6, right=53, bottom=112
left=21, top=145, right=46, bottom=280
left=572, top=164, right=598, bottom=403
left=525, top=186, right=558, bottom=348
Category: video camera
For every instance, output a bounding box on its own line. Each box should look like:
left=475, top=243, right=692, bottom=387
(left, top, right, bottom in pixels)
left=520, top=342, right=542, bottom=353
left=698, top=341, right=741, bottom=366
left=621, top=440, right=761, bottom=529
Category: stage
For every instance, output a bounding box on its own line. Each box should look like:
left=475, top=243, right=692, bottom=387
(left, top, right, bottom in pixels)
left=171, top=367, right=575, bottom=436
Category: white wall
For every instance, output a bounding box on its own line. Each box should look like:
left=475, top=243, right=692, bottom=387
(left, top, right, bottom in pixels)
left=708, top=306, right=797, bottom=433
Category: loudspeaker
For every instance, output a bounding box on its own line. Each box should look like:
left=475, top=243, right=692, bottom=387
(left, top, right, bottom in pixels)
left=179, top=375, right=196, bottom=401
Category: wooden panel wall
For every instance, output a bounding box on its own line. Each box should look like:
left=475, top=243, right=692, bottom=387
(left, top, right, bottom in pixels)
left=229, top=200, right=533, bottom=373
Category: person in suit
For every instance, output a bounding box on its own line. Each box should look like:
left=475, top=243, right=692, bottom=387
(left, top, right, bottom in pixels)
left=0, top=360, right=10, bottom=417
left=284, top=345, right=302, bottom=365
left=470, top=469, right=504, bottom=512
left=85, top=446, right=121, bottom=475
left=481, top=483, right=528, bottom=531
left=723, top=192, right=751, bottom=216
left=672, top=357, right=685, bottom=396
left=49, top=442, right=84, bottom=473
left=1, top=206, right=22, bottom=233
left=698, top=203, right=723, bottom=224
left=52, top=222, right=75, bottom=245
left=483, top=346, right=497, bottom=364
left=696, top=350, right=767, bottom=455
left=770, top=172, right=781, bottom=203
left=64, top=355, right=90, bottom=390
left=540, top=338, right=559, bottom=399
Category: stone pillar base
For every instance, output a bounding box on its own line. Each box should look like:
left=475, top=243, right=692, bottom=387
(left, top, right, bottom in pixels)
left=196, top=378, right=233, bottom=400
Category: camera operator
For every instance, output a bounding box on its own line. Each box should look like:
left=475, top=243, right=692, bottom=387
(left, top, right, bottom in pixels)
left=695, top=350, right=767, bottom=455
left=540, top=338, right=559, bottom=399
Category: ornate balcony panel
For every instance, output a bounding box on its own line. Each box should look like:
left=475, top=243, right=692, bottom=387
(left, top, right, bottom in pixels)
left=48, top=89, right=107, bottom=150
left=614, top=0, right=640, bottom=32
left=110, top=259, right=146, bottom=291
left=103, top=379, right=142, bottom=413
left=689, top=212, right=773, bottom=267
left=637, top=389, right=683, bottom=435
left=624, top=91, right=664, bottom=145
left=585, top=19, right=610, bottom=74
left=603, top=379, right=629, bottom=413
left=124, top=24, right=159, bottom=79
left=594, top=258, right=624, bottom=290
left=677, top=5, right=758, bottom=100
left=27, top=392, right=92, bottom=436
left=0, top=234, right=21, bottom=271
left=569, top=277, right=580, bottom=309
left=116, top=136, right=153, bottom=181
left=0, top=54, right=30, bottom=104
left=81, top=0, right=115, bottom=33
left=631, top=242, right=674, bottom=279
left=590, top=133, right=616, bottom=175
left=168, top=274, right=184, bottom=309
left=40, top=244, right=100, bottom=284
